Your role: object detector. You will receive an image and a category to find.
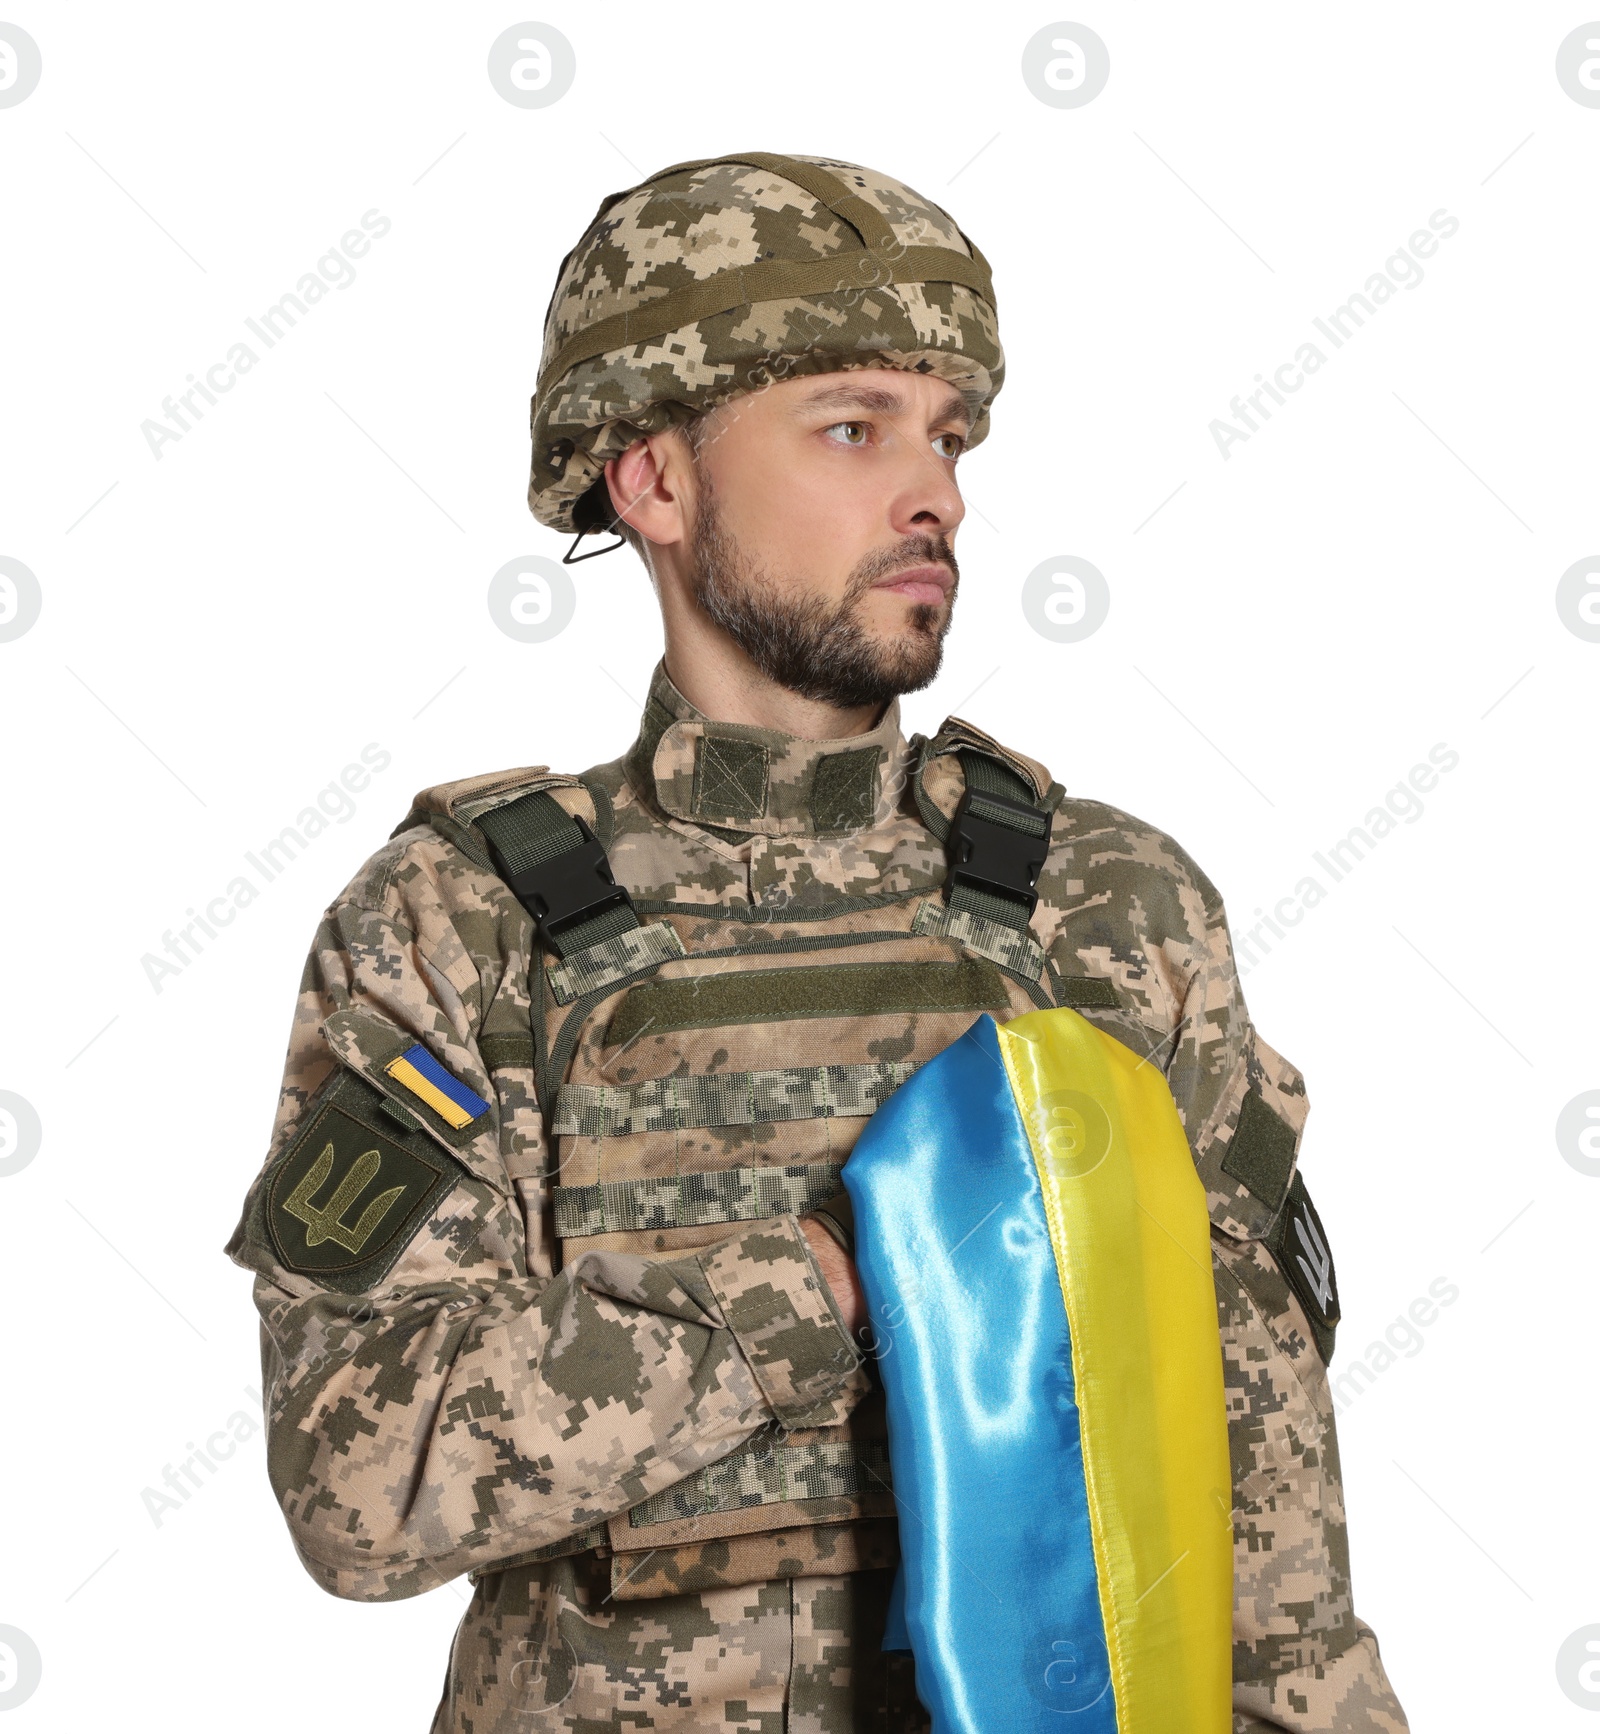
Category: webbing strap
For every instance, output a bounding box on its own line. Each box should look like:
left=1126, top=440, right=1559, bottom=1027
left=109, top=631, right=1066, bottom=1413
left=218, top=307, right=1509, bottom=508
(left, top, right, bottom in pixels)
left=476, top=787, right=581, bottom=869
left=476, top=791, right=638, bottom=958
left=537, top=248, right=995, bottom=398
left=944, top=750, right=1052, bottom=932
left=554, top=1061, right=920, bottom=1138
left=546, top=922, right=687, bottom=1005
left=554, top=1160, right=844, bottom=1238
left=653, top=152, right=992, bottom=284
left=911, top=899, right=1045, bottom=979
left=653, top=152, right=903, bottom=254
left=627, top=1435, right=892, bottom=1529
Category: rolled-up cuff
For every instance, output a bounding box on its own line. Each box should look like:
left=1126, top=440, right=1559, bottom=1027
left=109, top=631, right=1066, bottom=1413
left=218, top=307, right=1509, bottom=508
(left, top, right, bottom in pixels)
left=1233, top=1622, right=1408, bottom=1732
left=801, top=1189, right=855, bottom=1257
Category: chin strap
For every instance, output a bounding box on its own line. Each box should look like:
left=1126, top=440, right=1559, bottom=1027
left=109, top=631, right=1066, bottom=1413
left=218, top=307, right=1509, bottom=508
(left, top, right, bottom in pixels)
left=562, top=525, right=627, bottom=563
left=563, top=477, right=631, bottom=563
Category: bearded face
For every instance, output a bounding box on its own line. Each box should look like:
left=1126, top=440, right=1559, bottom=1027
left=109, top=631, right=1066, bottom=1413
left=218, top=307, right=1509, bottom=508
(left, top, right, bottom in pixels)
left=688, top=470, right=960, bottom=710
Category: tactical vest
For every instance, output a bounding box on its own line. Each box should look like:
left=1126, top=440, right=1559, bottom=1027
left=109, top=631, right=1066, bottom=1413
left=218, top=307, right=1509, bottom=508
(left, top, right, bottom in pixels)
left=411, top=706, right=1114, bottom=1604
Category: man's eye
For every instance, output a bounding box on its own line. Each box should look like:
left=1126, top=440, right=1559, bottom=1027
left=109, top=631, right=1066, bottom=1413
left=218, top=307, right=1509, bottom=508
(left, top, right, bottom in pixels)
left=826, top=421, right=869, bottom=446
left=932, top=433, right=965, bottom=460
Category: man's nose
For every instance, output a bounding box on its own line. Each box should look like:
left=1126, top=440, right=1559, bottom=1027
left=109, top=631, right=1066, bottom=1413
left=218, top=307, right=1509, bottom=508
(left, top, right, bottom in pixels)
left=887, top=440, right=965, bottom=541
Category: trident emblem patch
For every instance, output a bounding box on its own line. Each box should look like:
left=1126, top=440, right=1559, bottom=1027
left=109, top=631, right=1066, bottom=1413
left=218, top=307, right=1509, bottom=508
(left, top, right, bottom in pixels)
left=1266, top=1171, right=1341, bottom=1361
left=283, top=1142, right=406, bottom=1254
left=1292, top=1201, right=1335, bottom=1315
left=266, top=1085, right=453, bottom=1287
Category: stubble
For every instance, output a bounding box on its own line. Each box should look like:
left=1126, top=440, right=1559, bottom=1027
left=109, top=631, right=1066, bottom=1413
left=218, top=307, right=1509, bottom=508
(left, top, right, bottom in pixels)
left=688, top=481, right=960, bottom=709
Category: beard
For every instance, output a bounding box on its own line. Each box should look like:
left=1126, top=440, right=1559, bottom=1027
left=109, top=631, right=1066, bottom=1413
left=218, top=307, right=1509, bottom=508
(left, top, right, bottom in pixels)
left=687, top=481, right=959, bottom=711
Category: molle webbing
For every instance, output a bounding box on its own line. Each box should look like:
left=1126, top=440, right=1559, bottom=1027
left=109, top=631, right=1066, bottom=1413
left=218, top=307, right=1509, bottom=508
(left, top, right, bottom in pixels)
left=554, top=1160, right=844, bottom=1238
left=476, top=789, right=636, bottom=958
left=911, top=900, right=1046, bottom=978
left=604, top=960, right=1008, bottom=1046
left=546, top=923, right=687, bottom=1004
left=627, top=1435, right=893, bottom=1529
left=553, top=1062, right=921, bottom=1138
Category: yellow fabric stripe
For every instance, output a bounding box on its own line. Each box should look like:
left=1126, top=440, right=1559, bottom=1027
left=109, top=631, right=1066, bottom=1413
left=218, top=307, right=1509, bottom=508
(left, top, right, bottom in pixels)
left=998, top=1009, right=1231, bottom=1734
left=385, top=1056, right=474, bottom=1129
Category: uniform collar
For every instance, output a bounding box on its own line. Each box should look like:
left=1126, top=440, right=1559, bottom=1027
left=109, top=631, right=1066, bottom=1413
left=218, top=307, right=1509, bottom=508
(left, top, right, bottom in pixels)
left=625, top=659, right=910, bottom=838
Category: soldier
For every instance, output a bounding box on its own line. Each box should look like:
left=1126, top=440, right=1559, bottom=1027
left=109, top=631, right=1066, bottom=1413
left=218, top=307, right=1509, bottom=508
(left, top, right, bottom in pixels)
left=227, top=154, right=1409, bottom=1731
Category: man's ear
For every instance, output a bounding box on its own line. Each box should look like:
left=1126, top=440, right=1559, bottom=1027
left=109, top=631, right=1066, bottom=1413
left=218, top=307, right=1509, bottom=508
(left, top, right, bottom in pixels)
left=605, top=431, right=695, bottom=549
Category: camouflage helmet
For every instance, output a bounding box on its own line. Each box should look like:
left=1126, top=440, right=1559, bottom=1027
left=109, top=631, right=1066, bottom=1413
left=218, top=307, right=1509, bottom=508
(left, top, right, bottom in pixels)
left=528, top=152, right=1004, bottom=536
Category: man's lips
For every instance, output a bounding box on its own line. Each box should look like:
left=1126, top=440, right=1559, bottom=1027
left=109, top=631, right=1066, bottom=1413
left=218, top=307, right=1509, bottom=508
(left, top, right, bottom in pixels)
left=871, top=564, right=954, bottom=606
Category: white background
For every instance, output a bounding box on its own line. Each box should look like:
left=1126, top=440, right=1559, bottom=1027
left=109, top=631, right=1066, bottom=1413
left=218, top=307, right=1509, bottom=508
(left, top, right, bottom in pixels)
left=2, top=4, right=1597, bottom=1727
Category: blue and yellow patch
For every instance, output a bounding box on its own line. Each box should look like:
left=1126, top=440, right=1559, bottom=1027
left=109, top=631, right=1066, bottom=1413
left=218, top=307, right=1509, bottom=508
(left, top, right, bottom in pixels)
left=384, top=1044, right=490, bottom=1131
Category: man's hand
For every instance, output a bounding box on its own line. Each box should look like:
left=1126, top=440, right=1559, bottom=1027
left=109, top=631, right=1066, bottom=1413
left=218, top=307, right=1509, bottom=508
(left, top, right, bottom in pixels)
left=799, top=1216, right=865, bottom=1339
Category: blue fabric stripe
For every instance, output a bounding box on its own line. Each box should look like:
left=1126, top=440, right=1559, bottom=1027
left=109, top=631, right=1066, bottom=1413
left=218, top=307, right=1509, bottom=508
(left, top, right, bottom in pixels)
left=399, top=1044, right=489, bottom=1121
left=844, top=1014, right=1116, bottom=1733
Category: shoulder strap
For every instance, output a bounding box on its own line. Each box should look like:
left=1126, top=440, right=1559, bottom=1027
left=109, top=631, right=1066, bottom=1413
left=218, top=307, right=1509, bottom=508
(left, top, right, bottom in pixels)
left=942, top=749, right=1053, bottom=933
left=475, top=790, right=639, bottom=959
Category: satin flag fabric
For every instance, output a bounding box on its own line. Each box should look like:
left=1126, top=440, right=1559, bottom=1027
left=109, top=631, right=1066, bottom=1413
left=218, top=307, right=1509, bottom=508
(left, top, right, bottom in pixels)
left=843, top=1008, right=1231, bottom=1733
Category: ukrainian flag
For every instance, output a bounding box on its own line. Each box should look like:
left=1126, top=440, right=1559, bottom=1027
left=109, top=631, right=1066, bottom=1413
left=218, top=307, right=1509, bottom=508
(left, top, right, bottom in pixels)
left=384, top=1044, right=489, bottom=1131
left=844, top=1008, right=1231, bottom=1734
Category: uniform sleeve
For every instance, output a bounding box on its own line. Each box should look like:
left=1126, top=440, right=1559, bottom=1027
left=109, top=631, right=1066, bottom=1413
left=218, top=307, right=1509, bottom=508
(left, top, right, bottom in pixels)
left=225, top=850, right=869, bottom=1603
left=1164, top=866, right=1409, bottom=1733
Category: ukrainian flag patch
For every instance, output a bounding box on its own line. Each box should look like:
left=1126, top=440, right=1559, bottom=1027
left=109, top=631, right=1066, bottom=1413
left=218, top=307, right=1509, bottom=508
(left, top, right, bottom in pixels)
left=384, top=1044, right=490, bottom=1130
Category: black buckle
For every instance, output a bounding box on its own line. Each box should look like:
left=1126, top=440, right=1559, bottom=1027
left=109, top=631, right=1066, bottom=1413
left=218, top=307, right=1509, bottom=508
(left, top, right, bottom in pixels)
left=504, top=817, right=632, bottom=942
left=944, top=788, right=1049, bottom=915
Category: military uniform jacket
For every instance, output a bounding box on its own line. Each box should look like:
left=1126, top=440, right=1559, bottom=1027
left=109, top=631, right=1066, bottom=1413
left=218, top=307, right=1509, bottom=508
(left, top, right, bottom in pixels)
left=227, top=661, right=1408, bottom=1733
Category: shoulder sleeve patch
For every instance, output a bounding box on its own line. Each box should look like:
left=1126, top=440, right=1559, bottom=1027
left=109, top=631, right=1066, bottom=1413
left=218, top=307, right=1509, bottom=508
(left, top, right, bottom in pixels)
left=1264, top=1171, right=1340, bottom=1362
left=1221, top=1087, right=1297, bottom=1213
left=266, top=1071, right=458, bottom=1292
left=384, top=1043, right=491, bottom=1130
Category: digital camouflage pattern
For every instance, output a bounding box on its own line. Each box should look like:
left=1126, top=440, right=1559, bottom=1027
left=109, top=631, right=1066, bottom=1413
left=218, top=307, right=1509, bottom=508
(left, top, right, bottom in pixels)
left=434, top=1562, right=924, bottom=1731
left=227, top=660, right=1407, bottom=1731
left=528, top=153, right=1003, bottom=531
left=1219, top=1238, right=1407, bottom=1732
